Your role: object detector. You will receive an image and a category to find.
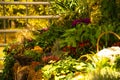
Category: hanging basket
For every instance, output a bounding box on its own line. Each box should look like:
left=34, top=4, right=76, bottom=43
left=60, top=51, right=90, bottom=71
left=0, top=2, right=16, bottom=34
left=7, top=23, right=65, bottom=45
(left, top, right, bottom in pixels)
left=96, top=31, right=120, bottom=53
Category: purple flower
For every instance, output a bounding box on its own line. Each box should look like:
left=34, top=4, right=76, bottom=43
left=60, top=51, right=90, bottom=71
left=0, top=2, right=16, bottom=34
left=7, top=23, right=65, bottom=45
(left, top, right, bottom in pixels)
left=82, top=18, right=91, bottom=24
left=72, top=19, right=82, bottom=26
left=72, top=18, right=91, bottom=26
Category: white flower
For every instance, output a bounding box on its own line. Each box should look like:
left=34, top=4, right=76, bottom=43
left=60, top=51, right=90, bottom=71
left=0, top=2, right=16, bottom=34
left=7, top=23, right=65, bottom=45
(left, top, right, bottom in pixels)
left=97, top=46, right=120, bottom=61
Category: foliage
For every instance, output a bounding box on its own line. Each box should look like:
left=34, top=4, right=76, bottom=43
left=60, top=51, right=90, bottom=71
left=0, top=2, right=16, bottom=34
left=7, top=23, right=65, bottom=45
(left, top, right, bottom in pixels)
left=24, top=49, right=42, bottom=61
left=60, top=22, right=120, bottom=58
left=23, top=38, right=36, bottom=49
left=1, top=38, right=43, bottom=80
left=100, top=0, right=118, bottom=22
left=87, top=0, right=102, bottom=24
left=86, top=67, right=120, bottom=80
left=1, top=44, right=17, bottom=80
left=41, top=53, right=120, bottom=80
left=114, top=56, right=120, bottom=71
left=1, top=54, right=15, bottom=80
left=80, top=53, right=111, bottom=70
left=87, top=0, right=120, bottom=24
left=35, top=24, right=66, bottom=49
left=80, top=52, right=120, bottom=80
left=1, top=0, right=120, bottom=79
left=50, top=0, right=89, bottom=26
left=60, top=24, right=92, bottom=58
left=42, top=56, right=87, bottom=80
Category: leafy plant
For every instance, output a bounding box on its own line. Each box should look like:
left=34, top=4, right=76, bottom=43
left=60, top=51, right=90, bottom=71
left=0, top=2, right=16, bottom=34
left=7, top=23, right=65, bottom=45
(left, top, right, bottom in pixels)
left=50, top=0, right=89, bottom=26
left=1, top=38, right=42, bottom=80
left=100, top=0, right=118, bottom=22
left=80, top=53, right=111, bottom=70
left=1, top=45, right=17, bottom=80
left=24, top=50, right=42, bottom=61
left=81, top=53, right=120, bottom=80
left=1, top=54, right=15, bottom=80
left=114, top=56, right=120, bottom=71
left=86, top=67, right=120, bottom=80
left=35, top=24, right=65, bottom=49
left=41, top=56, right=87, bottom=80
left=60, top=23, right=100, bottom=58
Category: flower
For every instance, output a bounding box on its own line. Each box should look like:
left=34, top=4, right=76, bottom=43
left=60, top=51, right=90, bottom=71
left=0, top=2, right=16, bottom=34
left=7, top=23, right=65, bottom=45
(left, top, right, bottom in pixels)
left=72, top=19, right=82, bottom=26
left=97, top=46, right=120, bottom=61
left=79, top=40, right=90, bottom=48
left=33, top=46, right=43, bottom=53
left=62, top=46, right=76, bottom=52
left=72, top=18, right=91, bottom=26
left=82, top=18, right=91, bottom=24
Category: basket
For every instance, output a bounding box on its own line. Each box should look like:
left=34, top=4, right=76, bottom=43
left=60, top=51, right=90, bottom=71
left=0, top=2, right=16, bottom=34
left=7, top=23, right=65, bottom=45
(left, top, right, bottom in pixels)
left=96, top=31, right=120, bottom=53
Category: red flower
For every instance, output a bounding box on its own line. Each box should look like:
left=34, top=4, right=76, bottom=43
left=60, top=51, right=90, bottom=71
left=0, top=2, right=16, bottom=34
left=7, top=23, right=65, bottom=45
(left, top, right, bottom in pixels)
left=70, top=47, right=76, bottom=51
left=62, top=47, right=67, bottom=52
left=79, top=40, right=90, bottom=48
left=62, top=46, right=71, bottom=52
left=79, top=43, right=85, bottom=47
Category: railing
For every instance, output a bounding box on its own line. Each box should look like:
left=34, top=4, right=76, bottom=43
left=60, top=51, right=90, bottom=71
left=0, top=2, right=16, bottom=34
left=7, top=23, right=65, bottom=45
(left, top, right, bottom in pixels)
left=0, top=15, right=60, bottom=19
left=0, top=1, right=60, bottom=47
left=0, top=2, right=50, bottom=5
left=0, top=1, right=60, bottom=71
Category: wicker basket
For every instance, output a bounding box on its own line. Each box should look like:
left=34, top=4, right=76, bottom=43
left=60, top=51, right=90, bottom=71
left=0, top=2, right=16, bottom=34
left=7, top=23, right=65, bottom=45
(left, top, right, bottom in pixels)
left=96, top=31, right=120, bottom=53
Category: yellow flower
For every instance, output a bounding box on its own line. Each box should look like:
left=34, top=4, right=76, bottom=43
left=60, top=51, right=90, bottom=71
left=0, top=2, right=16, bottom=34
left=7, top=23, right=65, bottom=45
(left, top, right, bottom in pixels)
left=33, top=46, right=43, bottom=53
